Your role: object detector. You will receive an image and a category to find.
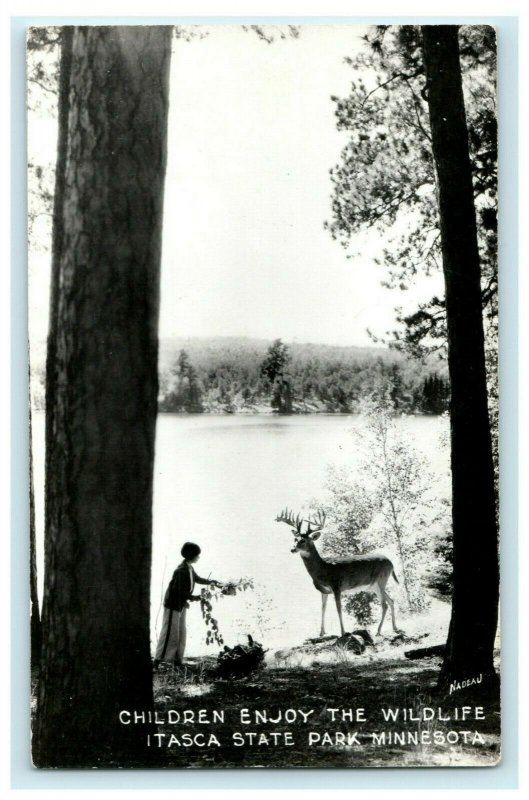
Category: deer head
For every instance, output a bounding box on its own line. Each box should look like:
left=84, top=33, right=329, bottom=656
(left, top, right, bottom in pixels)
left=275, top=508, right=326, bottom=554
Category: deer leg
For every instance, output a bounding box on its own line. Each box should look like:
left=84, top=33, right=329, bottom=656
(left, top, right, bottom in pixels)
left=333, top=590, right=346, bottom=637
left=320, top=593, right=328, bottom=637
left=377, top=595, right=388, bottom=637
left=384, top=590, right=402, bottom=634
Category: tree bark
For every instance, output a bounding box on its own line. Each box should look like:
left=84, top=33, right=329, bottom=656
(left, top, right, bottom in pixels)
left=33, top=26, right=172, bottom=767
left=420, top=26, right=499, bottom=688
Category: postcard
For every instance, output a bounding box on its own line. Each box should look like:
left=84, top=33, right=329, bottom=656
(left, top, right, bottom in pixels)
left=27, top=22, right=500, bottom=768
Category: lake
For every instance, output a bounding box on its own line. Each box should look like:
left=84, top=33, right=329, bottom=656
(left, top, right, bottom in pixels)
left=32, top=412, right=450, bottom=654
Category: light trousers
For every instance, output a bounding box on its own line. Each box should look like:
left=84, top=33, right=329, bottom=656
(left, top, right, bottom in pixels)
left=155, top=606, right=187, bottom=664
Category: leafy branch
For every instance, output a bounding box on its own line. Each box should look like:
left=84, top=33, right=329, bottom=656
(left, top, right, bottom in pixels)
left=199, top=578, right=254, bottom=646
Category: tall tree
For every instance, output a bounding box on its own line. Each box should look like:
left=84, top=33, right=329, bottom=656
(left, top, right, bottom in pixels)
left=325, top=24, right=498, bottom=492
left=33, top=26, right=172, bottom=767
left=260, top=338, right=293, bottom=413
left=177, top=349, right=203, bottom=411
left=420, top=26, right=498, bottom=687
left=326, top=25, right=497, bottom=359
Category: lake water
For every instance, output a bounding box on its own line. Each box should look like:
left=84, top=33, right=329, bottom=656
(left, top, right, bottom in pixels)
left=32, top=412, right=450, bottom=655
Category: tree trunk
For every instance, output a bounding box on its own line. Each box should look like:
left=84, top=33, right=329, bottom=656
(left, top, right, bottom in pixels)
left=33, top=26, right=172, bottom=767
left=420, top=26, right=499, bottom=688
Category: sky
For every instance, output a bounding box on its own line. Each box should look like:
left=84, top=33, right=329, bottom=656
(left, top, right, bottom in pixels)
left=28, top=24, right=443, bottom=349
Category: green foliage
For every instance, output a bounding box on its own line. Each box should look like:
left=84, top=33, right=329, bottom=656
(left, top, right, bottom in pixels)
left=326, top=25, right=497, bottom=359
left=215, top=635, right=267, bottom=679
left=345, top=592, right=376, bottom=626
left=241, top=24, right=300, bottom=44
left=27, top=27, right=61, bottom=104
left=425, top=522, right=453, bottom=600
left=311, top=462, right=382, bottom=626
left=156, top=337, right=448, bottom=415
left=416, top=373, right=450, bottom=414
left=316, top=390, right=452, bottom=620
left=260, top=339, right=293, bottom=414
left=199, top=593, right=223, bottom=648
left=199, top=578, right=254, bottom=647
left=316, top=465, right=376, bottom=554
left=484, top=318, right=499, bottom=503
left=158, top=349, right=204, bottom=413
left=27, top=29, right=61, bottom=250
left=325, top=24, right=498, bottom=515
left=358, top=391, right=448, bottom=612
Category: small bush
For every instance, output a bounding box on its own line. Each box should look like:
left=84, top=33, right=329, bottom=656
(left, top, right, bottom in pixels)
left=344, top=591, right=377, bottom=626
left=215, top=635, right=267, bottom=679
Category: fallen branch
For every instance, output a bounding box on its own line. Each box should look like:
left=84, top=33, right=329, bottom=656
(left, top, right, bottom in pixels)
left=404, top=644, right=445, bottom=660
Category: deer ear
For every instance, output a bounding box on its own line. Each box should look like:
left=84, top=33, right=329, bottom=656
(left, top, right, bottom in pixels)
left=310, top=530, right=322, bottom=540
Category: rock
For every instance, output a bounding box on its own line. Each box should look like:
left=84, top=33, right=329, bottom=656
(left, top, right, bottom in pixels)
left=334, top=633, right=366, bottom=654
left=351, top=628, right=375, bottom=647
left=389, top=633, right=407, bottom=646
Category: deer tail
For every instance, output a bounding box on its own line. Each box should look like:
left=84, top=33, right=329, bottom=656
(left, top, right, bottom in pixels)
left=392, top=569, right=399, bottom=584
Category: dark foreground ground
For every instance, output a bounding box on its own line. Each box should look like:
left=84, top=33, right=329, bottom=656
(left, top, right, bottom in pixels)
left=150, top=645, right=501, bottom=769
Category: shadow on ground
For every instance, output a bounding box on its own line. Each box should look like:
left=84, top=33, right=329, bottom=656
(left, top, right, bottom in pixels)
left=151, top=636, right=500, bottom=768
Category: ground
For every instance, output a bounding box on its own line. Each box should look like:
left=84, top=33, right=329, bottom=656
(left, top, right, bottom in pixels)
left=30, top=607, right=501, bottom=768
left=150, top=632, right=501, bottom=769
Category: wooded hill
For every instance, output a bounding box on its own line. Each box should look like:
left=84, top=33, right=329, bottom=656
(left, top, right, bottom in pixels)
left=157, top=336, right=449, bottom=415
left=29, top=336, right=449, bottom=415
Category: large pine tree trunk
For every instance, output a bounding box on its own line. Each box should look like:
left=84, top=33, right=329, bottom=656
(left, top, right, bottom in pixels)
left=421, top=26, right=499, bottom=687
left=33, top=26, right=172, bottom=767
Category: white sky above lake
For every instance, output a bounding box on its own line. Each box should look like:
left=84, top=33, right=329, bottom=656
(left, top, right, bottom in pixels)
left=28, top=24, right=443, bottom=349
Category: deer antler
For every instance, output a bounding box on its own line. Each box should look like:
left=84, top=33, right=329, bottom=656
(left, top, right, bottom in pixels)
left=275, top=508, right=304, bottom=535
left=306, top=509, right=326, bottom=536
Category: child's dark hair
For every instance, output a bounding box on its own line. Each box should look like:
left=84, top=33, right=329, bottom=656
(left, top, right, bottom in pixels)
left=181, top=542, right=201, bottom=560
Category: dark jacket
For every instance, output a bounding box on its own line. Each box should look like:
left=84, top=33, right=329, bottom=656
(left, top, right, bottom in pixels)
left=163, top=560, right=212, bottom=612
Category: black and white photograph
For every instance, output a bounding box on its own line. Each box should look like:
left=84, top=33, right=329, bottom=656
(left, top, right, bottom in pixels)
left=27, top=21, right=501, bottom=769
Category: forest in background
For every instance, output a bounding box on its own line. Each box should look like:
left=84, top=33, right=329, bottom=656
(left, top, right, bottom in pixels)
left=158, top=336, right=449, bottom=414
left=30, top=335, right=450, bottom=415
left=156, top=336, right=449, bottom=414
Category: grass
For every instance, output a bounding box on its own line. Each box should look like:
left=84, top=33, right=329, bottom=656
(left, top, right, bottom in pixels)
left=29, top=602, right=500, bottom=769
left=150, top=640, right=501, bottom=769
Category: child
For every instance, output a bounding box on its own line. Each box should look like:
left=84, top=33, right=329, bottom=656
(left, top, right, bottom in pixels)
left=153, top=542, right=222, bottom=668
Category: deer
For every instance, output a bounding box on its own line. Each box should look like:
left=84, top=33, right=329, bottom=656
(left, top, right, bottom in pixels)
left=276, top=508, right=402, bottom=638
